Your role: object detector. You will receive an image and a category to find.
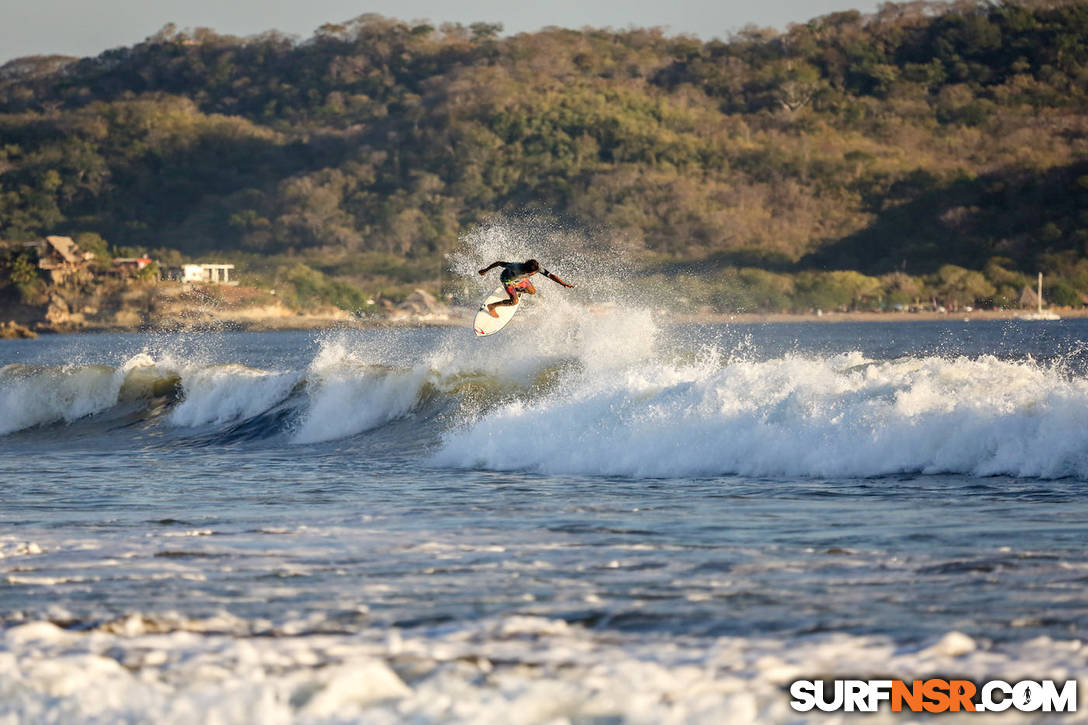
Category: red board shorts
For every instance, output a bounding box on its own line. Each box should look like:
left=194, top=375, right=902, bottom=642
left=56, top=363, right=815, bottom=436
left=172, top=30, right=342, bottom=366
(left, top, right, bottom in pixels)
left=503, top=278, right=534, bottom=298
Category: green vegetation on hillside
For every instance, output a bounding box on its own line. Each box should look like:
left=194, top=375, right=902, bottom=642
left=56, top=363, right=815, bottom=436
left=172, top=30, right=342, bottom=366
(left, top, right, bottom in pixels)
left=1, top=1, right=1087, bottom=311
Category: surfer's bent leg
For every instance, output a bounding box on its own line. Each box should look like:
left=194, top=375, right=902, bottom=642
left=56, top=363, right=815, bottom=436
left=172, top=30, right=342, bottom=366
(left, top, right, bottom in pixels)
left=487, top=286, right=520, bottom=317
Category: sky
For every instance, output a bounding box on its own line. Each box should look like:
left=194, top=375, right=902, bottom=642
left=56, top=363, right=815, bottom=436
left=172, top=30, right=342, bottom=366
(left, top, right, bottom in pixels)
left=0, top=0, right=885, bottom=64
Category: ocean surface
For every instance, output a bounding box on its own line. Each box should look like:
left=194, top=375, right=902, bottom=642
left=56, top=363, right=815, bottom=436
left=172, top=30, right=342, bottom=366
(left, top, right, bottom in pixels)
left=3, top=312, right=1088, bottom=723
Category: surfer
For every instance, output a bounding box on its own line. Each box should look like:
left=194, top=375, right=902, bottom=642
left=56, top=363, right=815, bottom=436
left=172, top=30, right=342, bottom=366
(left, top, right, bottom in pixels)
left=477, top=259, right=575, bottom=317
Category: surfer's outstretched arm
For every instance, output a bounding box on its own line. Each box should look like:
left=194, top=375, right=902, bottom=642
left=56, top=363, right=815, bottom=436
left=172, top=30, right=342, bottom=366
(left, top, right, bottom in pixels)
left=478, top=262, right=509, bottom=275
left=544, top=271, right=575, bottom=289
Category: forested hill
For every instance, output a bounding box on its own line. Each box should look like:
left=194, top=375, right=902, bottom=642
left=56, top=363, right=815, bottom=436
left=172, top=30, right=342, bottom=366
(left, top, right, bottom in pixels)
left=1, top=0, right=1087, bottom=310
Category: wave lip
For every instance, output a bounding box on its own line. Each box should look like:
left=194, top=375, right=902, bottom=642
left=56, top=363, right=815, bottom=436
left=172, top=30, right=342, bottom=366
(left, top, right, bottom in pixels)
left=0, top=354, right=167, bottom=435
left=168, top=364, right=299, bottom=428
left=436, top=353, right=1088, bottom=480
left=290, top=341, right=431, bottom=445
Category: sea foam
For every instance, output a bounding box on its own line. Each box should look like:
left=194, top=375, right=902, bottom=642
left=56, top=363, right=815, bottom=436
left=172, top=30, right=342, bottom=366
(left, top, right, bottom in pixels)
left=436, top=352, right=1088, bottom=479
left=2, top=615, right=1084, bottom=724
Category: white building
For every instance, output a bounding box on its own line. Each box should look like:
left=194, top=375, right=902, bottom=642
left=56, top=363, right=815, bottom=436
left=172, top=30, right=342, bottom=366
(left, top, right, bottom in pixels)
left=182, top=263, right=235, bottom=284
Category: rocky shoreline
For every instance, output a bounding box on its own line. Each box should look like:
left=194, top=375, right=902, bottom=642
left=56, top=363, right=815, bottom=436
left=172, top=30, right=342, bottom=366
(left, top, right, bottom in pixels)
left=0, top=320, right=37, bottom=338
left=0, top=281, right=466, bottom=335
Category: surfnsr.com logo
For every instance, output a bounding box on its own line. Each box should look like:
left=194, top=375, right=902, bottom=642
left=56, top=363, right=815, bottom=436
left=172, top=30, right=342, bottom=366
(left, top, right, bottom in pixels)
left=789, top=679, right=1077, bottom=714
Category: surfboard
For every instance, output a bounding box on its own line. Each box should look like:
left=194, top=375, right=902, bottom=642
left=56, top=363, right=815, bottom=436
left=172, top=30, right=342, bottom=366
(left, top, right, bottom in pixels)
left=473, top=285, right=520, bottom=336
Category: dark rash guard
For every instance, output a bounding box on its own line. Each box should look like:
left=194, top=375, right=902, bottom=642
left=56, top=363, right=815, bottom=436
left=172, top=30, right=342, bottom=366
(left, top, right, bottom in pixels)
left=499, top=262, right=549, bottom=284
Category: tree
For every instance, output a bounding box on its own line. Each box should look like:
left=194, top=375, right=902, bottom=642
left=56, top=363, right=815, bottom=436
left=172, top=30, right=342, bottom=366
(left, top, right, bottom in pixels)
left=934, top=264, right=995, bottom=310
left=74, top=232, right=109, bottom=261
left=9, top=253, right=36, bottom=284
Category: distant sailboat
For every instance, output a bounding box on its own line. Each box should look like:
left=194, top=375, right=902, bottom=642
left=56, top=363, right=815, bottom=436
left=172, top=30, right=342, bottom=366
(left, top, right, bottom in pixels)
left=1018, top=272, right=1060, bottom=321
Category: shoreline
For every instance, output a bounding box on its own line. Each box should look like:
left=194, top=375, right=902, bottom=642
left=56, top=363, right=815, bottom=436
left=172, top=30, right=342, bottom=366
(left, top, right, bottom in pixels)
left=676, top=308, right=1088, bottom=324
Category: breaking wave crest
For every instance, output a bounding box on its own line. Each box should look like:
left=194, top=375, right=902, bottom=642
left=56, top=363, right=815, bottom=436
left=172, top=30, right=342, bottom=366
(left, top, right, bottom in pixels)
left=0, top=354, right=174, bottom=435
left=6, top=331, right=1088, bottom=481
left=289, top=341, right=431, bottom=444
left=435, top=351, right=1088, bottom=479
left=168, top=364, right=300, bottom=428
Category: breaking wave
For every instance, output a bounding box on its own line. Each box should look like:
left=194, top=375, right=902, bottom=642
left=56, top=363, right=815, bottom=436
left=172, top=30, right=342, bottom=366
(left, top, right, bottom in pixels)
left=289, top=341, right=431, bottom=444
left=436, top=351, right=1088, bottom=479
left=5, top=330, right=1088, bottom=480
left=168, top=364, right=299, bottom=428
left=4, top=219, right=1088, bottom=480
left=0, top=354, right=174, bottom=435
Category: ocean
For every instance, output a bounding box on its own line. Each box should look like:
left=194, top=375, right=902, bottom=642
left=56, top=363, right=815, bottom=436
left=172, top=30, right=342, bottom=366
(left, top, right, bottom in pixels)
left=2, top=311, right=1088, bottom=723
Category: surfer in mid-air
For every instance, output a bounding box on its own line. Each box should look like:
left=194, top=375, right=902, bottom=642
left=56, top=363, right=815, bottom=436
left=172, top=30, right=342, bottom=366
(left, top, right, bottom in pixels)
left=477, top=259, right=575, bottom=317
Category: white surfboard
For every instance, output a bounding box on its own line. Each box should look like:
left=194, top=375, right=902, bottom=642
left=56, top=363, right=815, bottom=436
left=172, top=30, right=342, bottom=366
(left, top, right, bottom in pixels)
left=473, top=285, right=520, bottom=336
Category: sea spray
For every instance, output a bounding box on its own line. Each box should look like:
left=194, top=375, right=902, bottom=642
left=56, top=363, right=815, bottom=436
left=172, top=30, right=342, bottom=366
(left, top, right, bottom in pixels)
left=445, top=213, right=636, bottom=302
left=440, top=216, right=665, bottom=375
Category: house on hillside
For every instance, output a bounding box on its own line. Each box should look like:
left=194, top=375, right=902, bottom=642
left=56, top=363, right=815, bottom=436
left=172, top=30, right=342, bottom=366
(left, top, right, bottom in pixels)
left=112, top=257, right=153, bottom=276
left=35, top=235, right=94, bottom=284
left=177, top=263, right=236, bottom=285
